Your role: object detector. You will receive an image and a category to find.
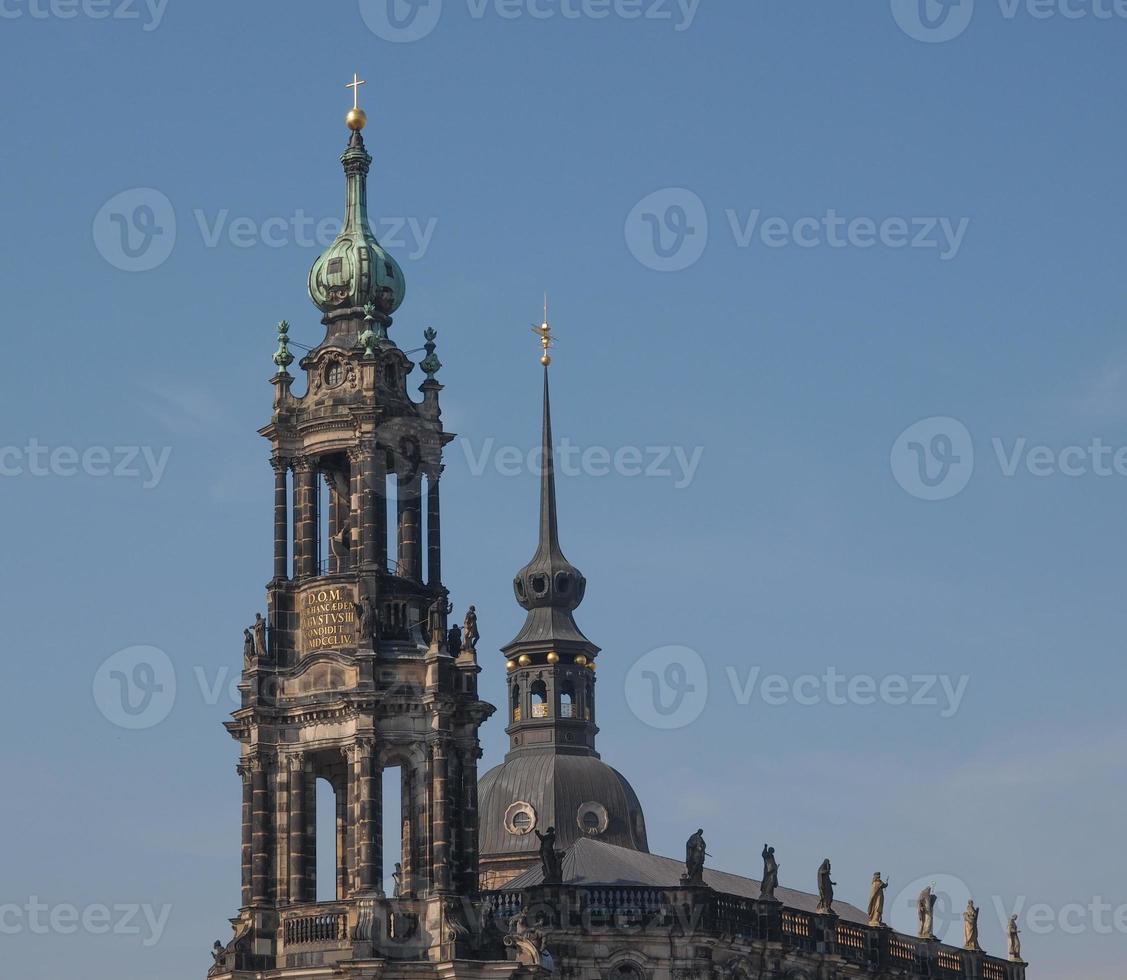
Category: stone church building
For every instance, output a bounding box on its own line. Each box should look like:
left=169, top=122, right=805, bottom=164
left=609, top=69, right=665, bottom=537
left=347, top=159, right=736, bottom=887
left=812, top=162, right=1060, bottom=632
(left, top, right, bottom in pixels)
left=204, top=88, right=1029, bottom=980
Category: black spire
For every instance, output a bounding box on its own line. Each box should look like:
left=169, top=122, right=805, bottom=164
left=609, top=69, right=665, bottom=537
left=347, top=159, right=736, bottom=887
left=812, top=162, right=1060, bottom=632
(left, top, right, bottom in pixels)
left=504, top=366, right=594, bottom=652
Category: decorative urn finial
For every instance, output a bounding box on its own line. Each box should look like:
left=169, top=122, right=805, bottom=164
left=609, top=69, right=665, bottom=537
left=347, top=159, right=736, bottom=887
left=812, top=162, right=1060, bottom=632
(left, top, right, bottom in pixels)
left=273, top=320, right=294, bottom=375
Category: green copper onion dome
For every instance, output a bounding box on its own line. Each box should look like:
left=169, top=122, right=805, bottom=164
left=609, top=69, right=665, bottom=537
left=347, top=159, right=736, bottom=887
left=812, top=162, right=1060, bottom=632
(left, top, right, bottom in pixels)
left=308, top=128, right=405, bottom=319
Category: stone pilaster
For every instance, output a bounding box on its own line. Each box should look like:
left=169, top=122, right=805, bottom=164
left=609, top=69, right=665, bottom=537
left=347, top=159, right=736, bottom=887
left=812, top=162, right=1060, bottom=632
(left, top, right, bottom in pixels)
left=271, top=456, right=289, bottom=582
left=250, top=753, right=273, bottom=905
left=294, top=458, right=318, bottom=579
left=426, top=471, right=441, bottom=586
left=397, top=471, right=422, bottom=580
left=238, top=762, right=252, bottom=908
left=430, top=736, right=451, bottom=893
left=287, top=755, right=307, bottom=903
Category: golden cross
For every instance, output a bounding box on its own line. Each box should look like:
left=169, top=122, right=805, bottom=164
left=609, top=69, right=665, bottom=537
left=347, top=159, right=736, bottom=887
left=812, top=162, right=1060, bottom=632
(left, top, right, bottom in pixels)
left=346, top=73, right=366, bottom=110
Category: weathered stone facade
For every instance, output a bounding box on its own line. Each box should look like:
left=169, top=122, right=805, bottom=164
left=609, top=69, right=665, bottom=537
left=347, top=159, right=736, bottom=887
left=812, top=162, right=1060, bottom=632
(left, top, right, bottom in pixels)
left=203, top=105, right=1028, bottom=980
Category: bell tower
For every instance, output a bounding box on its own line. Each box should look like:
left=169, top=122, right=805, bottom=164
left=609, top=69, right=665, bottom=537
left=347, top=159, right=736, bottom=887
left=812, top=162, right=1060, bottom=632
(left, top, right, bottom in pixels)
left=208, top=79, right=497, bottom=977
left=476, top=313, right=649, bottom=888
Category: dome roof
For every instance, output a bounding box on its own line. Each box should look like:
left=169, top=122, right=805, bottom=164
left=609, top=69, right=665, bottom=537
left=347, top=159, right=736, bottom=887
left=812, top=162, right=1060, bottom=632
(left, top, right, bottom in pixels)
left=478, top=752, right=649, bottom=860
left=308, top=129, right=405, bottom=318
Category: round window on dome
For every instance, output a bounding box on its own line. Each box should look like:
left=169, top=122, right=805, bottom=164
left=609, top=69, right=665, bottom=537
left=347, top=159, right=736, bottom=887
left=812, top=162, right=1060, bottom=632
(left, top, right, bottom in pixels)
left=324, top=361, right=344, bottom=389
left=504, top=801, right=537, bottom=836
left=576, top=801, right=609, bottom=836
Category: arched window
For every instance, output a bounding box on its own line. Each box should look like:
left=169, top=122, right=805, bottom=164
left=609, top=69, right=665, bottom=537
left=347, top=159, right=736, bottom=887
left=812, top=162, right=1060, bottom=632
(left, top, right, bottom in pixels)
left=560, top=678, right=576, bottom=719
left=511, top=684, right=522, bottom=722
left=531, top=680, right=548, bottom=718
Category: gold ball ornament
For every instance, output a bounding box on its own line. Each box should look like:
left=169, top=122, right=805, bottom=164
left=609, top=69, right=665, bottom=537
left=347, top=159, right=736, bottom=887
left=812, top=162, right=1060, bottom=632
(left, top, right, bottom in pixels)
left=574, top=655, right=588, bottom=667
left=587, top=660, right=596, bottom=670
left=346, top=107, right=368, bottom=131
left=546, top=651, right=560, bottom=665
left=518, top=654, right=533, bottom=667
left=506, top=660, right=517, bottom=672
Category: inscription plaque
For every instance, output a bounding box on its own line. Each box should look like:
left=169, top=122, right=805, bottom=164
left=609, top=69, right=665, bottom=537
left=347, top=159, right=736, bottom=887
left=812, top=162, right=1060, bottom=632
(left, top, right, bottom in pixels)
left=300, top=584, right=357, bottom=653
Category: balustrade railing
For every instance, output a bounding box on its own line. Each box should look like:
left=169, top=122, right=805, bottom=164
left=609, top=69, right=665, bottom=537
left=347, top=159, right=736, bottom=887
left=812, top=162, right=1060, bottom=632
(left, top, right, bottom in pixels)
left=281, top=907, right=348, bottom=947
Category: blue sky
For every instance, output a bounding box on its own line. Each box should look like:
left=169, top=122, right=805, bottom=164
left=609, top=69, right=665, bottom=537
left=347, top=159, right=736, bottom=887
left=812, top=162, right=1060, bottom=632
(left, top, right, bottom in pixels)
left=1, top=1, right=1125, bottom=977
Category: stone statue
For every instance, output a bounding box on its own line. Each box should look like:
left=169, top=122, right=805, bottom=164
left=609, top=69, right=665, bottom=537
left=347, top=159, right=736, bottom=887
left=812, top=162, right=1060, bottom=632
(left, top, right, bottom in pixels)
left=1008, top=915, right=1022, bottom=961
left=428, top=592, right=452, bottom=643
left=447, top=624, right=463, bottom=656
left=868, top=873, right=889, bottom=926
left=354, top=594, right=379, bottom=645
left=210, top=940, right=224, bottom=965
left=684, top=829, right=707, bottom=884
left=535, top=826, right=563, bottom=884
left=506, top=907, right=551, bottom=969
left=463, top=605, right=479, bottom=650
left=918, top=885, right=937, bottom=940
left=392, top=862, right=402, bottom=899
left=760, top=845, right=779, bottom=900
left=242, top=628, right=255, bottom=668
left=964, top=900, right=981, bottom=951
left=252, top=613, right=268, bottom=659
left=816, top=859, right=835, bottom=914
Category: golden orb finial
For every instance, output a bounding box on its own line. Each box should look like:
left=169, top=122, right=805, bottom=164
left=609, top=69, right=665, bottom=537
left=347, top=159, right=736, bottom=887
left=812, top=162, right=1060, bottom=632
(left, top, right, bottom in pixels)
left=345, top=73, right=367, bottom=130
left=532, top=293, right=555, bottom=367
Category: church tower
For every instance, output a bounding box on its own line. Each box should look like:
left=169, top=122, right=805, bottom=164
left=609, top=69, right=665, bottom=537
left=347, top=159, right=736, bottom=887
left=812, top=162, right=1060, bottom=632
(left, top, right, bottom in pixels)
left=476, top=317, right=649, bottom=888
left=208, top=80, right=498, bottom=976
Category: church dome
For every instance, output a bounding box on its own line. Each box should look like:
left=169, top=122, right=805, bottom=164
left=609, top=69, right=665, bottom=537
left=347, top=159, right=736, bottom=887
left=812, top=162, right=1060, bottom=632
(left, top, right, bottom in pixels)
left=478, top=753, right=649, bottom=869
left=308, top=129, right=405, bottom=318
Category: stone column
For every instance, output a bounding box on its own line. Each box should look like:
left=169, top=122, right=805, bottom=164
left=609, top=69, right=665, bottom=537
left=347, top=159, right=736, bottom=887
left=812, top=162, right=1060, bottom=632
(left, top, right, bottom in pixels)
left=251, top=755, right=272, bottom=905
left=351, top=741, right=380, bottom=895
left=400, top=766, right=414, bottom=897
left=238, top=763, right=252, bottom=908
left=426, top=472, right=441, bottom=587
left=397, top=472, right=422, bottom=580
left=430, top=737, right=450, bottom=893
left=359, top=446, right=379, bottom=569
left=295, top=458, right=318, bottom=579
left=287, top=755, right=307, bottom=903
left=271, top=457, right=289, bottom=581
left=373, top=447, right=388, bottom=572
left=348, top=450, right=363, bottom=572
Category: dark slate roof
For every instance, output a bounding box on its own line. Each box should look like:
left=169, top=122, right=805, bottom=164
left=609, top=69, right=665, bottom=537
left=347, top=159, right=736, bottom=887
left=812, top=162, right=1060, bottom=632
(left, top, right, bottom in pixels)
left=501, top=838, right=868, bottom=924
left=479, top=754, right=648, bottom=858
